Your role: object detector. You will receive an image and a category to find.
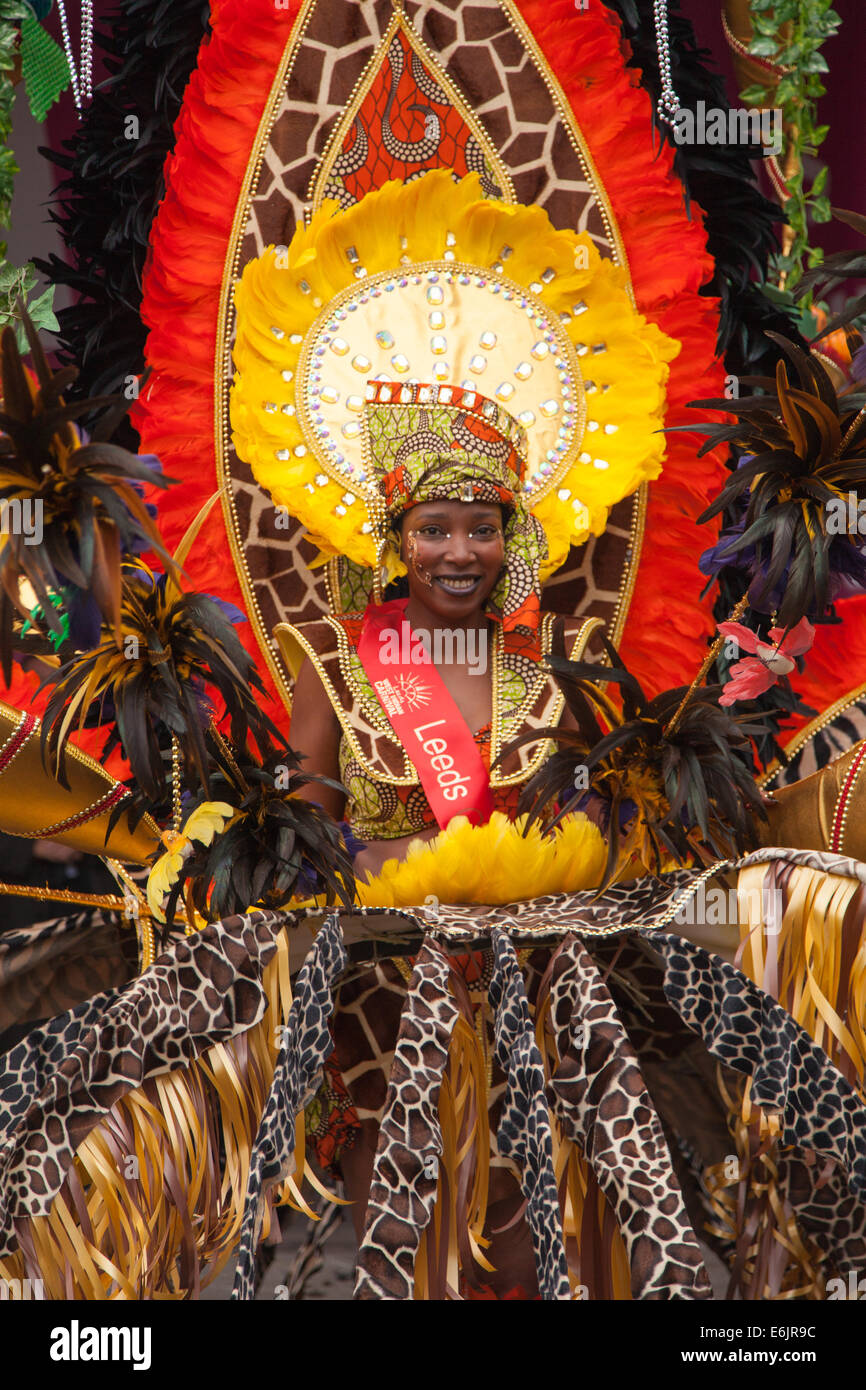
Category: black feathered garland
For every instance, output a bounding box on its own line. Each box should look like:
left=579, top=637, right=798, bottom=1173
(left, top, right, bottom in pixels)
left=599, top=0, right=806, bottom=380
left=600, top=0, right=819, bottom=766
left=33, top=0, right=211, bottom=448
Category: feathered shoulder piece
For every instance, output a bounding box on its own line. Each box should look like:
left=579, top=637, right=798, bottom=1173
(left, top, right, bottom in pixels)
left=508, top=636, right=768, bottom=889
left=678, top=334, right=866, bottom=628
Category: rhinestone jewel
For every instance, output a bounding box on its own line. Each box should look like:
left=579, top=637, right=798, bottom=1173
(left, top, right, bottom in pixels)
left=518, top=410, right=536, bottom=427
left=352, top=354, right=371, bottom=372
left=281, top=369, right=294, bottom=382
left=496, top=382, right=515, bottom=401
left=346, top=394, right=363, bottom=412
left=320, top=387, right=339, bottom=405
left=514, top=362, right=532, bottom=381
left=376, top=330, right=395, bottom=348
left=479, top=331, right=497, bottom=350
left=430, top=335, right=447, bottom=355
left=330, top=338, right=349, bottom=356
left=426, top=286, right=444, bottom=305
left=531, top=341, right=549, bottom=360
left=469, top=354, right=487, bottom=373
left=429, top=310, right=445, bottom=329
left=539, top=399, right=559, bottom=418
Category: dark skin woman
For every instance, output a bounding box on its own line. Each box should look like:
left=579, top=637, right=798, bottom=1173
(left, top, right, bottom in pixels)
left=290, top=498, right=582, bottom=1289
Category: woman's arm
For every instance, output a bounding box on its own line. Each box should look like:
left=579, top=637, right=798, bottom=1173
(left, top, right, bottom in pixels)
left=287, top=657, right=346, bottom=820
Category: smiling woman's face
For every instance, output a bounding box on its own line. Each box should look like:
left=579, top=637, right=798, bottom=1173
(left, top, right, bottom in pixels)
left=400, top=500, right=505, bottom=620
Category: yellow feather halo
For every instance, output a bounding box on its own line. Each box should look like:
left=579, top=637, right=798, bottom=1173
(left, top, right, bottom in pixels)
left=230, top=171, right=679, bottom=581
left=354, top=811, right=607, bottom=908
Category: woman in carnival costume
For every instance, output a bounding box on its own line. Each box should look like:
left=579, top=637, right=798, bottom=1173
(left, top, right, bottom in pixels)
left=223, top=173, right=866, bottom=1299
left=2, top=0, right=866, bottom=1303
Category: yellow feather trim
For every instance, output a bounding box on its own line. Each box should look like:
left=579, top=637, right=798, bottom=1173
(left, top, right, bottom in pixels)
left=355, top=811, right=607, bottom=908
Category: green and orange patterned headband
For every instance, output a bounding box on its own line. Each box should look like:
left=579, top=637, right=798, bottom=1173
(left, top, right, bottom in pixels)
left=364, top=379, right=528, bottom=517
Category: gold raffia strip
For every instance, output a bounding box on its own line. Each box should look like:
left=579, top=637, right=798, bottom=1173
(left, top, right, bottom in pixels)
left=415, top=1009, right=491, bottom=1299
left=736, top=862, right=866, bottom=1089
left=0, top=928, right=345, bottom=1299
left=704, top=1070, right=826, bottom=1300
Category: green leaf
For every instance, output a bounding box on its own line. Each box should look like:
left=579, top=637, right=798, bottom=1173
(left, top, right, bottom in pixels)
left=740, top=84, right=771, bottom=105
left=27, top=283, right=57, bottom=332
left=749, top=36, right=781, bottom=57
left=811, top=166, right=829, bottom=196
left=760, top=284, right=797, bottom=307
left=804, top=53, right=829, bottom=73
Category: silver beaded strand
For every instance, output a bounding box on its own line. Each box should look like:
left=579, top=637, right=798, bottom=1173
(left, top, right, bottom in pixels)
left=56, top=0, right=94, bottom=115
left=653, top=0, right=682, bottom=129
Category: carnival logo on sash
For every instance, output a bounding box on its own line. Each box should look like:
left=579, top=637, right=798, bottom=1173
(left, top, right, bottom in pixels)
left=374, top=674, right=433, bottom=716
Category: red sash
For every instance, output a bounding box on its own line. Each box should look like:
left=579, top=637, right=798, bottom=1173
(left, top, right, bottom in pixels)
left=357, top=600, right=495, bottom=829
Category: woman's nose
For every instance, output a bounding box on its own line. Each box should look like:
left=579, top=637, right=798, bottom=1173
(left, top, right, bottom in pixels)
left=443, top=532, right=475, bottom=563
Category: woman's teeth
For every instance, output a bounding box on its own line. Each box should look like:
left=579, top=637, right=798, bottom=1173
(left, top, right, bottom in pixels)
left=435, top=576, right=479, bottom=592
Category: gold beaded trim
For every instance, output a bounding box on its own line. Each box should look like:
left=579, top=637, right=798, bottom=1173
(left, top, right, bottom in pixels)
left=213, top=0, right=319, bottom=719
left=0, top=883, right=129, bottom=911
left=830, top=742, right=866, bottom=854
left=491, top=615, right=602, bottom=786
left=0, top=708, right=35, bottom=772
left=757, top=683, right=866, bottom=789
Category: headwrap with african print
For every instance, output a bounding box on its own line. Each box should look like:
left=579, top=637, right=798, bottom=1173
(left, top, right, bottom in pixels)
left=364, top=380, right=547, bottom=636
